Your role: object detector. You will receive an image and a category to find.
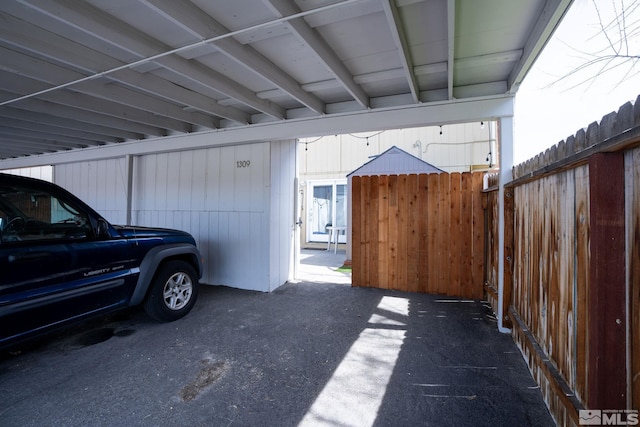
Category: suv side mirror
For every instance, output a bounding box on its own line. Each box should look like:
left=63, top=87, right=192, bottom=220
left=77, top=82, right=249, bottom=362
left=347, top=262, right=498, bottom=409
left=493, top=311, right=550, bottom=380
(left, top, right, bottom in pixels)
left=96, top=219, right=110, bottom=239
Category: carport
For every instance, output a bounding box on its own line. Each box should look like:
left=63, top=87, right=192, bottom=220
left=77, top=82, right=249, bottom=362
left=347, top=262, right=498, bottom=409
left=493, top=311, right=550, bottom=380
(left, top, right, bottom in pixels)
left=0, top=0, right=572, bottom=307
left=0, top=2, right=575, bottom=423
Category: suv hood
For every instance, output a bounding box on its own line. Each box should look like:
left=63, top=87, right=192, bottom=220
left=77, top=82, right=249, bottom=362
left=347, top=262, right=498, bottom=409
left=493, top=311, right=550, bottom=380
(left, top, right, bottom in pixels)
left=112, top=225, right=194, bottom=240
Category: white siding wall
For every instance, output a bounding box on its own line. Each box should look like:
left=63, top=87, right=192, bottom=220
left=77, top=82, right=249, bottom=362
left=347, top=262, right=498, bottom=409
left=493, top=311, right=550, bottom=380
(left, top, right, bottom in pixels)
left=55, top=158, right=128, bottom=225
left=1, top=166, right=53, bottom=181
left=300, top=122, right=496, bottom=178
left=52, top=140, right=297, bottom=293
left=269, top=139, right=297, bottom=290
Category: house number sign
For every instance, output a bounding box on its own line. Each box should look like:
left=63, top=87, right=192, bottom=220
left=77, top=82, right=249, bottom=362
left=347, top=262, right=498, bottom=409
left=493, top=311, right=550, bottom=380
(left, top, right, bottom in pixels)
left=236, top=160, right=251, bottom=168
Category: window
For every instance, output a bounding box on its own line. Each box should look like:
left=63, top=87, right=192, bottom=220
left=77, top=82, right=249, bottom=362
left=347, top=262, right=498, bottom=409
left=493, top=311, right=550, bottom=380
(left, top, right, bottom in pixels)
left=0, top=185, right=91, bottom=243
left=306, top=180, right=347, bottom=243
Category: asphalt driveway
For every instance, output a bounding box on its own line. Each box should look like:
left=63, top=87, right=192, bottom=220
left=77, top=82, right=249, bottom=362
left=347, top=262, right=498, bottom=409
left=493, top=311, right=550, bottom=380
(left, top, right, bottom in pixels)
left=0, top=250, right=554, bottom=426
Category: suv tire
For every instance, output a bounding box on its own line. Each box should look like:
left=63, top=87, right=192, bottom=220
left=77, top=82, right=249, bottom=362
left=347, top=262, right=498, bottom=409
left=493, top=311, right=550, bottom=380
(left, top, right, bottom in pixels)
left=144, top=260, right=199, bottom=322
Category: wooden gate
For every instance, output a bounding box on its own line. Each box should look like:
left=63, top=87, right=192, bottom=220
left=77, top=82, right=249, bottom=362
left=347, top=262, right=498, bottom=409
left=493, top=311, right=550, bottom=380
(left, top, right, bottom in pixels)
left=351, top=172, right=485, bottom=299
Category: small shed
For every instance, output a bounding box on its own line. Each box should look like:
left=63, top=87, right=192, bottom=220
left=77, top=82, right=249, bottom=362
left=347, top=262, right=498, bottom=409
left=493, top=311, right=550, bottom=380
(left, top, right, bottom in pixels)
left=348, top=146, right=445, bottom=177
left=345, top=146, right=444, bottom=263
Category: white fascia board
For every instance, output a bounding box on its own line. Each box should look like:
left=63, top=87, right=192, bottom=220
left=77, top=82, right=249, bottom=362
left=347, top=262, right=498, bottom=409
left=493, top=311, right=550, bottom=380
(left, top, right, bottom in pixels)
left=0, top=95, right=514, bottom=169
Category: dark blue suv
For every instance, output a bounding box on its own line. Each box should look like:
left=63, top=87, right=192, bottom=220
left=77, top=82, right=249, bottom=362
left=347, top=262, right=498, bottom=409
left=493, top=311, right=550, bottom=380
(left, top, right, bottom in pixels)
left=0, top=173, right=202, bottom=348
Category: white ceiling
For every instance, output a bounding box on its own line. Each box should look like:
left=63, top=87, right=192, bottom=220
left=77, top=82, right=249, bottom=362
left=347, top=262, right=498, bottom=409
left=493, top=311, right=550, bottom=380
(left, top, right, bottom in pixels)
left=0, top=0, right=572, bottom=162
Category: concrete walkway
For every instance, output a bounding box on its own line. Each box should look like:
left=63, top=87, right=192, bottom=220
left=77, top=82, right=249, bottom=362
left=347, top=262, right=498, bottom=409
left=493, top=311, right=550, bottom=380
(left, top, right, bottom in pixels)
left=0, top=250, right=554, bottom=427
left=296, top=248, right=351, bottom=284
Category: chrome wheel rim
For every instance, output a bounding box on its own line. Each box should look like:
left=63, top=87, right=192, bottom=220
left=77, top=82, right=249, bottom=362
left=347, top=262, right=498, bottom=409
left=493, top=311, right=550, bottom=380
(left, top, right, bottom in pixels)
left=163, top=272, right=193, bottom=310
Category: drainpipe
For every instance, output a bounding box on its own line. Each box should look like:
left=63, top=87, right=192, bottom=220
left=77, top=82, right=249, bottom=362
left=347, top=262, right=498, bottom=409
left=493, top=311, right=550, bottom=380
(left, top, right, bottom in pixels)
left=497, top=117, right=513, bottom=334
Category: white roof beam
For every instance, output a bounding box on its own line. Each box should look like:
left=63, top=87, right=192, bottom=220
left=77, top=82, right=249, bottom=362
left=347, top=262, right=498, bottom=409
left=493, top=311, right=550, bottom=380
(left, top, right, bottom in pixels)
left=0, top=130, right=95, bottom=148
left=0, top=15, right=249, bottom=124
left=447, top=0, right=455, bottom=100
left=141, top=0, right=325, bottom=115
left=1, top=94, right=162, bottom=137
left=16, top=0, right=285, bottom=120
left=0, top=107, right=141, bottom=141
left=263, top=0, right=370, bottom=109
left=0, top=46, right=219, bottom=130
left=0, top=135, right=83, bottom=151
left=0, top=117, right=120, bottom=144
left=381, top=0, right=419, bottom=103
left=0, top=72, right=190, bottom=133
left=0, top=95, right=515, bottom=169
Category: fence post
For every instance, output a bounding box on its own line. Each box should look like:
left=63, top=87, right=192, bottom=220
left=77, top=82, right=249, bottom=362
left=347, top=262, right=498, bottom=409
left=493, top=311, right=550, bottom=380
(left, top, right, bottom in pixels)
left=588, top=152, right=626, bottom=409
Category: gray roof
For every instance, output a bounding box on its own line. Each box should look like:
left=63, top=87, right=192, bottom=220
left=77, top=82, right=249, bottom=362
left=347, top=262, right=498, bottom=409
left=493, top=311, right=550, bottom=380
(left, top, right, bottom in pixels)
left=348, top=146, right=444, bottom=177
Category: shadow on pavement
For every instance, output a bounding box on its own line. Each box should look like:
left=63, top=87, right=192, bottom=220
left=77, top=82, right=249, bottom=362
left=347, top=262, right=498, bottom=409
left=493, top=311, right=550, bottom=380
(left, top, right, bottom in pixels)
left=0, top=263, right=553, bottom=426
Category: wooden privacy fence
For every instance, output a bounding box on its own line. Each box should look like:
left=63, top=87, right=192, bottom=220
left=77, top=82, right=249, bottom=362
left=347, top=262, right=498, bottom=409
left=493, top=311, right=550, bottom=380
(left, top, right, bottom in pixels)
left=351, top=172, right=484, bottom=299
left=484, top=97, right=640, bottom=426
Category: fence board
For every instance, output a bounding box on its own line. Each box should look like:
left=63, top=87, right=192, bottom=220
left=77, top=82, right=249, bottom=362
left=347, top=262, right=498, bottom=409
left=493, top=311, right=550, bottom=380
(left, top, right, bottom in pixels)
left=630, top=147, right=640, bottom=410
left=351, top=176, right=362, bottom=287
left=378, top=175, right=389, bottom=289
left=352, top=172, right=484, bottom=299
left=369, top=175, right=380, bottom=288
left=461, top=173, right=473, bottom=298
left=417, top=174, right=430, bottom=293
left=407, top=174, right=420, bottom=293
left=427, top=174, right=440, bottom=295
left=472, top=172, right=485, bottom=299
left=574, top=165, right=590, bottom=403
left=449, top=173, right=462, bottom=297
left=388, top=175, right=399, bottom=290
left=437, top=175, right=451, bottom=295
left=397, top=175, right=409, bottom=291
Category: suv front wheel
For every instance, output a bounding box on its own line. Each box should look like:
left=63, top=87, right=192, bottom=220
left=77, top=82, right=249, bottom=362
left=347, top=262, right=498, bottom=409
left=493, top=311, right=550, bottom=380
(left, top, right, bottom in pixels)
left=144, top=260, right=199, bottom=322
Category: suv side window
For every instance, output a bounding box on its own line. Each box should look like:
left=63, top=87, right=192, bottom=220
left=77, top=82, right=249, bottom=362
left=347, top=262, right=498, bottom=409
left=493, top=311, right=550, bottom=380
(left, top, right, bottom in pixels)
left=0, top=185, right=91, bottom=243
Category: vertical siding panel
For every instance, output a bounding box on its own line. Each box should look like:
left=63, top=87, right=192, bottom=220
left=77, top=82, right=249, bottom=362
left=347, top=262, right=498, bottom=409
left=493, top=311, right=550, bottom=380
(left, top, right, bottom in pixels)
left=235, top=145, right=252, bottom=212
left=205, top=148, right=220, bottom=212
left=96, top=160, right=107, bottom=212
left=166, top=152, right=181, bottom=211
left=178, top=150, right=193, bottom=210
left=156, top=153, right=169, bottom=211
left=219, top=147, right=235, bottom=212
left=449, top=173, right=462, bottom=297
left=407, top=174, right=420, bottom=293
left=417, top=174, right=430, bottom=293
left=378, top=175, right=390, bottom=289
left=191, top=150, right=207, bottom=212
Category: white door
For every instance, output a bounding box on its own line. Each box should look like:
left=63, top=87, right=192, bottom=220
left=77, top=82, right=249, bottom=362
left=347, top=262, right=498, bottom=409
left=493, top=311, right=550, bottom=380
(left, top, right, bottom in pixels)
left=306, top=180, right=347, bottom=243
